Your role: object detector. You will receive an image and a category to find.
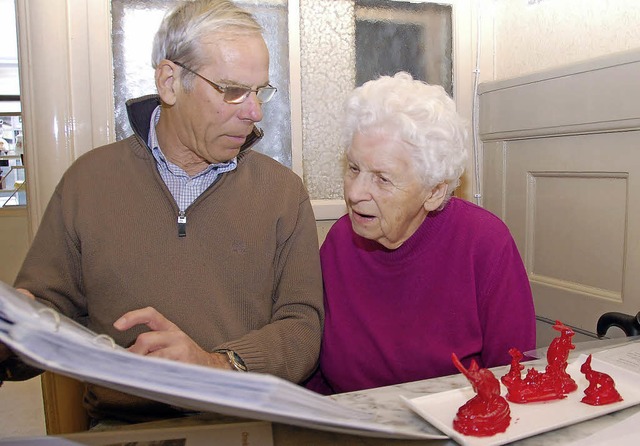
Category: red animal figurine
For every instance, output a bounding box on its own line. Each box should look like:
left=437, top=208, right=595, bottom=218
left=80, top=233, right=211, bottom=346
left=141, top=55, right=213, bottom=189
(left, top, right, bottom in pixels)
left=451, top=353, right=511, bottom=437
left=580, top=354, right=623, bottom=406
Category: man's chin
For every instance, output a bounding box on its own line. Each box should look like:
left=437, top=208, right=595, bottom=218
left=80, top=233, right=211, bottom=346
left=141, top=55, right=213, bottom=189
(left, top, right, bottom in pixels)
left=210, top=147, right=241, bottom=163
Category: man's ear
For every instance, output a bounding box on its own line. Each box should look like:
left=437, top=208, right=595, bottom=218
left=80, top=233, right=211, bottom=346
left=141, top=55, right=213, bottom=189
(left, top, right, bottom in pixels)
left=156, top=60, right=178, bottom=106
left=423, top=182, right=448, bottom=212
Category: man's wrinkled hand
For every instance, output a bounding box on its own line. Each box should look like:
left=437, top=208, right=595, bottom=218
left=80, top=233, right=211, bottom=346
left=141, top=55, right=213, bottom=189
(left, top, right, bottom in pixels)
left=113, top=306, right=233, bottom=370
left=0, top=288, right=34, bottom=364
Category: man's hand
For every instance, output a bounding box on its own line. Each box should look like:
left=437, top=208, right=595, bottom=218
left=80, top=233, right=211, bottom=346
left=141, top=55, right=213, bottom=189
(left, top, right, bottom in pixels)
left=0, top=343, right=11, bottom=363
left=16, top=288, right=36, bottom=300
left=1, top=288, right=36, bottom=363
left=113, top=307, right=233, bottom=370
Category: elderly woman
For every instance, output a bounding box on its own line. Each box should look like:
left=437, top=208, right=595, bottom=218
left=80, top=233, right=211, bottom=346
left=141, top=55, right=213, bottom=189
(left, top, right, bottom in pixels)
left=306, top=72, right=536, bottom=395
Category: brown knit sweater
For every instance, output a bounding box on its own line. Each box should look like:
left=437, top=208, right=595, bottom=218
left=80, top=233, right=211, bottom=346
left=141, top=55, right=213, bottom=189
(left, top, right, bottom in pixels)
left=12, top=96, right=324, bottom=421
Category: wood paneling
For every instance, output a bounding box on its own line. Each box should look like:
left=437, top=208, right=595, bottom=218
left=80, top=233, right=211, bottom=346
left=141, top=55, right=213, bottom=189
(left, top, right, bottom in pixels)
left=41, top=372, right=89, bottom=434
left=479, top=48, right=640, bottom=337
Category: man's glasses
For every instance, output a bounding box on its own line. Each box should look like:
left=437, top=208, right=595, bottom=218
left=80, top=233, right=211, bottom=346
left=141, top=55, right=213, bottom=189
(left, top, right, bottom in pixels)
left=172, top=61, right=277, bottom=104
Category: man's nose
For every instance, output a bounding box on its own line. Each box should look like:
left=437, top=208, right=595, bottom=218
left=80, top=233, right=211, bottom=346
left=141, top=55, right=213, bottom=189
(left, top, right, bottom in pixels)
left=239, top=92, right=263, bottom=122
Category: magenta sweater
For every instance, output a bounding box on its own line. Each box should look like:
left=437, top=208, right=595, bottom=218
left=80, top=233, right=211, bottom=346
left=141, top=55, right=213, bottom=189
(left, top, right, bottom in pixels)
left=307, top=197, right=536, bottom=394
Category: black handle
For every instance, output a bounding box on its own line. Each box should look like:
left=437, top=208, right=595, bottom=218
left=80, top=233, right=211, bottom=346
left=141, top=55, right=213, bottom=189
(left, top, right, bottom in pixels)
left=596, top=311, right=640, bottom=338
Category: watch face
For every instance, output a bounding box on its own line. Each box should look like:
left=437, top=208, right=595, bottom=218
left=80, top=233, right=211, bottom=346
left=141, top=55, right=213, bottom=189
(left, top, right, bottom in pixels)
left=231, top=351, right=247, bottom=372
left=226, top=350, right=247, bottom=372
left=214, top=349, right=247, bottom=372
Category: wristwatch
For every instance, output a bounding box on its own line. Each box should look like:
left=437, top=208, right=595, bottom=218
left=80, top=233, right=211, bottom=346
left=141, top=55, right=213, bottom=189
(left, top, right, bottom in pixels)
left=215, top=349, right=247, bottom=372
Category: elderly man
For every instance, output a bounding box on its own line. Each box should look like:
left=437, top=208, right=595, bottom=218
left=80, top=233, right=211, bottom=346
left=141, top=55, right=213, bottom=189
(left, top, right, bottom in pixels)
left=0, top=0, right=323, bottom=424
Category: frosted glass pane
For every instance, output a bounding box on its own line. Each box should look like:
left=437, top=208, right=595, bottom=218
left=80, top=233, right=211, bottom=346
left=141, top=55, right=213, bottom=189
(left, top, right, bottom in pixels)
left=110, top=1, right=452, bottom=200
left=300, top=0, right=452, bottom=200
left=0, top=0, right=20, bottom=97
left=111, top=0, right=291, bottom=167
left=355, top=0, right=452, bottom=93
left=299, top=0, right=355, bottom=200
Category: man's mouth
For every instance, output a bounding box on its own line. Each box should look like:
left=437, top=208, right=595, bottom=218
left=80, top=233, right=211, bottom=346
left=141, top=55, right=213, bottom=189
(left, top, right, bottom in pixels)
left=225, top=134, right=248, bottom=144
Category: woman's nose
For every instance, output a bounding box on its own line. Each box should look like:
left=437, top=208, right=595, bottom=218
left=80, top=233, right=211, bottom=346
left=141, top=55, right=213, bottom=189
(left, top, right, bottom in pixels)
left=345, top=175, right=370, bottom=202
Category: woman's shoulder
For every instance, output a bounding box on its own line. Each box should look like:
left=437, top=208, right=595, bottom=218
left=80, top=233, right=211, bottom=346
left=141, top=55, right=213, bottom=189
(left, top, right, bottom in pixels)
left=328, top=214, right=352, bottom=234
left=443, top=198, right=516, bottom=248
left=320, top=215, right=352, bottom=249
left=448, top=197, right=510, bottom=231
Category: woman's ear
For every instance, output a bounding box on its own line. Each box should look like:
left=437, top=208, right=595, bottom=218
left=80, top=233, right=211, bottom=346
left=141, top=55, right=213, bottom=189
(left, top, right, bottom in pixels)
left=423, top=182, right=448, bottom=212
left=155, top=60, right=178, bottom=106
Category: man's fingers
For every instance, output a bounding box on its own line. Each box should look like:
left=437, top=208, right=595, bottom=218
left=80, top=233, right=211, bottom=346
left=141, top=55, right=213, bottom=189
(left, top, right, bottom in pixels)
left=16, top=288, right=35, bottom=300
left=126, top=330, right=173, bottom=355
left=113, top=306, right=176, bottom=332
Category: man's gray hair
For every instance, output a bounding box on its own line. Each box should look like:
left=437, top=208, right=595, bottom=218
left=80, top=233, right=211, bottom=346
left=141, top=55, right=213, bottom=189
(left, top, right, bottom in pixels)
left=152, top=0, right=263, bottom=88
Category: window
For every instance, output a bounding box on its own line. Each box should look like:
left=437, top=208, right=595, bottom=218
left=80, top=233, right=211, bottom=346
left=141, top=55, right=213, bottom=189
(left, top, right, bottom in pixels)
left=0, top=116, right=24, bottom=206
left=111, top=0, right=292, bottom=167
left=110, top=0, right=453, bottom=206
left=0, top=0, right=25, bottom=207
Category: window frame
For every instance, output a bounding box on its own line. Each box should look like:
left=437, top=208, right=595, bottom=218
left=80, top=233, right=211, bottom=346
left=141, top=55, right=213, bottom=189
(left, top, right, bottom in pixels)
left=16, top=0, right=475, bottom=228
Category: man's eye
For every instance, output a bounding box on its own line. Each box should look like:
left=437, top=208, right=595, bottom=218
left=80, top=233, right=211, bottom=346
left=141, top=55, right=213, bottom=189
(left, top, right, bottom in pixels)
left=226, top=86, right=249, bottom=95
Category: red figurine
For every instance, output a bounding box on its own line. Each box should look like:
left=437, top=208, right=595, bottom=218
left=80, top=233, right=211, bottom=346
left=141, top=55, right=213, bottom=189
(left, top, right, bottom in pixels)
left=501, top=347, right=525, bottom=387
left=451, top=353, right=511, bottom=437
left=544, top=320, right=578, bottom=394
left=502, top=320, right=578, bottom=403
left=580, top=354, right=623, bottom=406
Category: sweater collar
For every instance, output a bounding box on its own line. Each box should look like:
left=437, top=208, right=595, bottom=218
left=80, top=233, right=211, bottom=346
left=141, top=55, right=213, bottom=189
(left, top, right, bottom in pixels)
left=124, top=95, right=263, bottom=161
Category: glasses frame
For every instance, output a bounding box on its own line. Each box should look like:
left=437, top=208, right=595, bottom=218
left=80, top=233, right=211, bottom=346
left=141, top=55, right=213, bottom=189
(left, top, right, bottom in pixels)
left=172, top=61, right=277, bottom=104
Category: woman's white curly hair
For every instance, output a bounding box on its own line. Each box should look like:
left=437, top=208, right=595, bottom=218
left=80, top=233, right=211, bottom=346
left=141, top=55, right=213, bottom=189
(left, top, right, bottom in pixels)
left=342, top=72, right=469, bottom=205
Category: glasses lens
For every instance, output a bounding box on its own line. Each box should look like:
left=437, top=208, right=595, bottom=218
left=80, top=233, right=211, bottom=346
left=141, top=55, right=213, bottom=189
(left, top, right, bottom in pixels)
left=223, top=86, right=277, bottom=104
left=224, top=87, right=251, bottom=104
left=256, top=87, right=276, bottom=104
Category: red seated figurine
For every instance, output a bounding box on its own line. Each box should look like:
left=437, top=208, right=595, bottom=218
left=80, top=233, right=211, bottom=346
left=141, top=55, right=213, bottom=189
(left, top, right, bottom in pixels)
left=580, top=354, right=623, bottom=406
left=451, top=353, right=511, bottom=437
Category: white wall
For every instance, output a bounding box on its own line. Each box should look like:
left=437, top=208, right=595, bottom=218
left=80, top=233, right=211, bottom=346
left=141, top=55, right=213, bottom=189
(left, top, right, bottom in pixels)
left=0, top=379, right=46, bottom=437
left=0, top=211, right=45, bottom=438
left=484, top=0, right=640, bottom=82
left=0, top=209, right=30, bottom=284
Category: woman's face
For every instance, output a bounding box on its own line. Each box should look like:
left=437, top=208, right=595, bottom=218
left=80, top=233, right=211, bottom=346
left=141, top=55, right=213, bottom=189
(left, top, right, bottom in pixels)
left=344, top=131, right=445, bottom=250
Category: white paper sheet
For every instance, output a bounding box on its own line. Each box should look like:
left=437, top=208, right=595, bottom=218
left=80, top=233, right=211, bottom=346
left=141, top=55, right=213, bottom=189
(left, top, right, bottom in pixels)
left=0, top=281, right=444, bottom=440
left=565, top=409, right=640, bottom=446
